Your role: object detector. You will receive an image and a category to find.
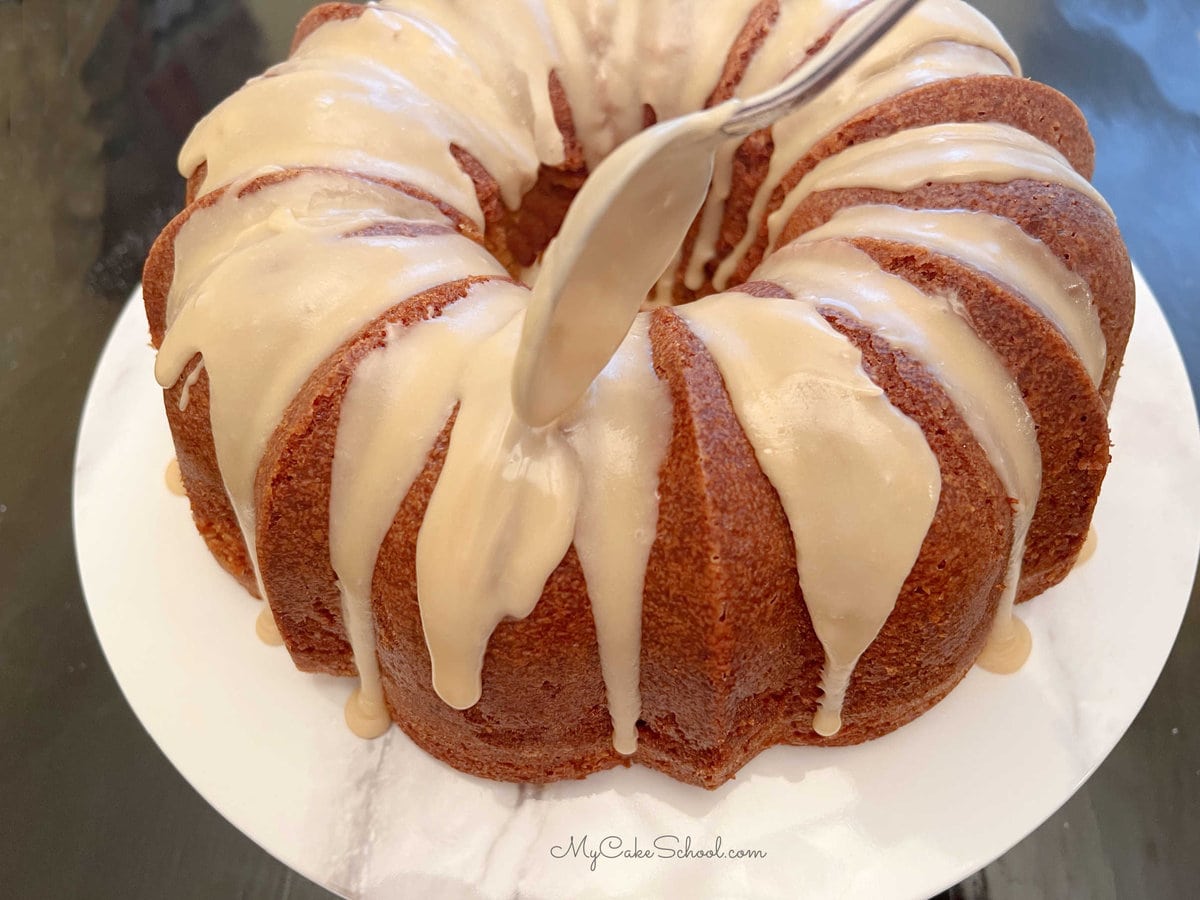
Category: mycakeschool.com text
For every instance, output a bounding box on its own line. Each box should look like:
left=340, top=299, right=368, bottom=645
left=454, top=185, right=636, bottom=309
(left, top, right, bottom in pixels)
left=549, top=834, right=767, bottom=871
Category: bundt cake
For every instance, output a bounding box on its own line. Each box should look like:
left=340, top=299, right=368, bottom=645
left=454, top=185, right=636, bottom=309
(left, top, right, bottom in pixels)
left=142, top=0, right=1134, bottom=789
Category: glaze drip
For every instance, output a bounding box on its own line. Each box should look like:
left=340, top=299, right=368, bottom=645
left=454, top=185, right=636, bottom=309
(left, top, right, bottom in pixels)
left=1076, top=527, right=1099, bottom=568
left=330, top=281, right=527, bottom=725
left=416, top=317, right=582, bottom=710
left=764, top=122, right=1112, bottom=257
left=345, top=686, right=391, bottom=740
left=759, top=240, right=1041, bottom=672
left=156, top=174, right=504, bottom=599
left=256, top=606, right=284, bottom=647
left=177, top=359, right=205, bottom=412
left=677, top=292, right=940, bottom=734
left=564, top=316, right=672, bottom=753
left=802, top=205, right=1105, bottom=385
left=164, top=459, right=186, bottom=497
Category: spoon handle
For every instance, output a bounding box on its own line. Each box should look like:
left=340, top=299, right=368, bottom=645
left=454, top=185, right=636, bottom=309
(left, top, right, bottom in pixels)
left=721, top=0, right=922, bottom=138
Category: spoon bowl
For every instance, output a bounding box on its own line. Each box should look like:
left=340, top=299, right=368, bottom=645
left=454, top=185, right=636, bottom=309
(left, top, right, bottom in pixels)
left=511, top=0, right=922, bottom=427
left=511, top=102, right=736, bottom=427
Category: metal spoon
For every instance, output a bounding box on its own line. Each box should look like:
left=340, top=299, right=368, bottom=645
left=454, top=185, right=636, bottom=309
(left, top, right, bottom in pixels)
left=512, top=0, right=922, bottom=428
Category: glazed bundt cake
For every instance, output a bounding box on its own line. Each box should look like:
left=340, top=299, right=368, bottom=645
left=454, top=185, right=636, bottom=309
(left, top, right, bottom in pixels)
left=143, top=0, right=1134, bottom=789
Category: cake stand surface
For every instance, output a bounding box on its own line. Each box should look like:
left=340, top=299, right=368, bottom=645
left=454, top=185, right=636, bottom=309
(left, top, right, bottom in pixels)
left=74, top=267, right=1200, bottom=900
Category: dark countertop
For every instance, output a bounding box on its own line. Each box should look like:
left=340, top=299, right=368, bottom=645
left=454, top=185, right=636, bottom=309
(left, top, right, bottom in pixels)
left=2, top=1, right=1197, bottom=897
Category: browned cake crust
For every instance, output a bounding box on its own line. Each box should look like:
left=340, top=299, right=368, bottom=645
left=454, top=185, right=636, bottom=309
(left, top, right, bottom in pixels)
left=292, top=2, right=362, bottom=54
left=780, top=181, right=1134, bottom=411
left=635, top=306, right=1011, bottom=784
left=374, top=425, right=625, bottom=783
left=254, top=270, right=509, bottom=675
left=144, top=168, right=487, bottom=603
left=701, top=76, right=1097, bottom=299
left=371, top=297, right=1010, bottom=788
left=144, top=2, right=1135, bottom=788
left=843, top=237, right=1112, bottom=599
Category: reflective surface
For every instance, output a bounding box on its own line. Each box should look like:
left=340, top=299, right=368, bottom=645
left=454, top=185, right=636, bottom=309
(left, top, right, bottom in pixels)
left=2, top=2, right=1198, bottom=897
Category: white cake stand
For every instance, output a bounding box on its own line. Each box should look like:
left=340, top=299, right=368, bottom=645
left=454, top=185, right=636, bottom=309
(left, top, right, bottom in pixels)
left=75, top=268, right=1199, bottom=899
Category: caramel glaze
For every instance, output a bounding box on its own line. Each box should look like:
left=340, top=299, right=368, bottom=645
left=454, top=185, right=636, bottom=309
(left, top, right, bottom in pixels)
left=1076, top=527, right=1099, bottom=568
left=683, top=75, right=1098, bottom=302
left=164, top=459, right=186, bottom=497
left=841, top=235, right=1111, bottom=602
left=779, top=180, right=1134, bottom=408
left=255, top=606, right=285, bottom=647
